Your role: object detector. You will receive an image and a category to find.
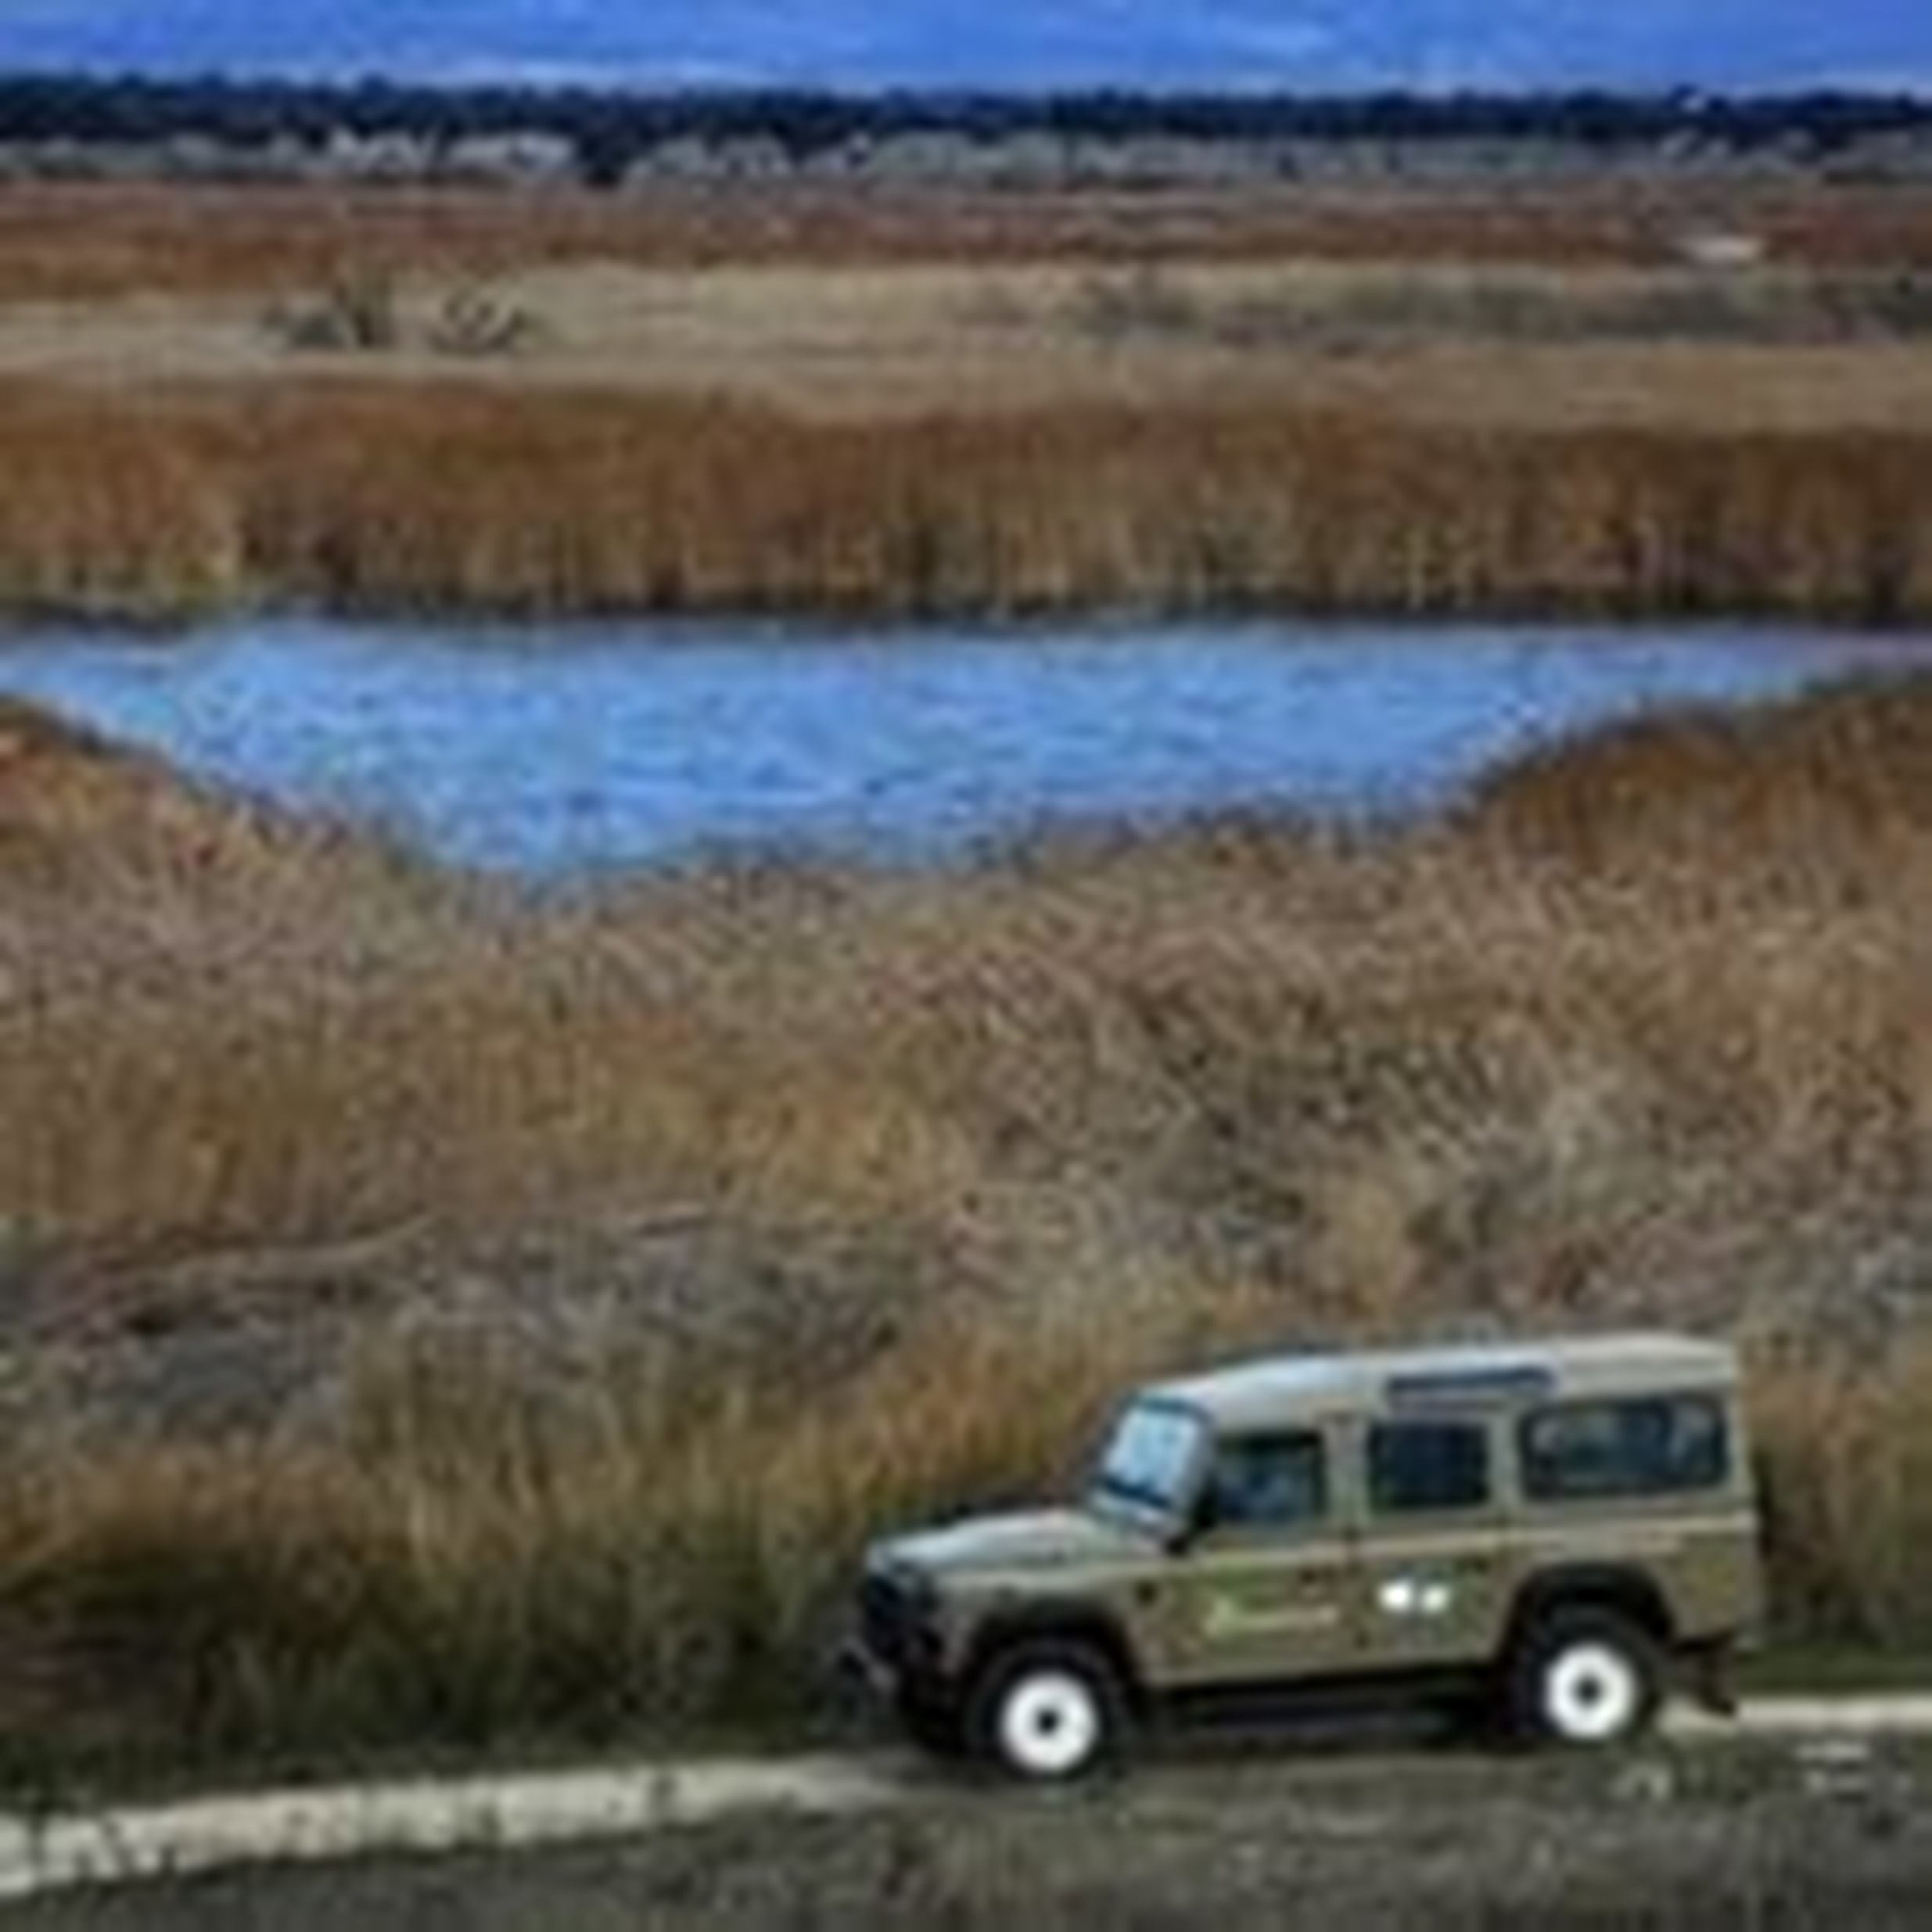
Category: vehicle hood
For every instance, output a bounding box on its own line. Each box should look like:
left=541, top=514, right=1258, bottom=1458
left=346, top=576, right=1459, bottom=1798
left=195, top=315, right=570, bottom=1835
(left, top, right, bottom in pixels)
left=878, top=1506, right=1152, bottom=1579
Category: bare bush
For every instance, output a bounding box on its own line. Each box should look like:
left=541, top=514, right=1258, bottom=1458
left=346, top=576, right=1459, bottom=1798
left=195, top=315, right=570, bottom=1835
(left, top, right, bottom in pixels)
left=425, top=285, right=542, bottom=358
left=1068, top=265, right=1202, bottom=342
left=261, top=263, right=401, bottom=354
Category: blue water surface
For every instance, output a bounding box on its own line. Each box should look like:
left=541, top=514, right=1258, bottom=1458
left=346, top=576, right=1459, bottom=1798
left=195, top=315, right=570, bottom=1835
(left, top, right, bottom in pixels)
left=0, top=617, right=1927, bottom=875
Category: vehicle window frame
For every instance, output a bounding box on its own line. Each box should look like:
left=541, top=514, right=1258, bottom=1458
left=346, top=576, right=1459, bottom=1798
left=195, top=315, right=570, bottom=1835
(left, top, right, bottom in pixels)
left=1365, top=1415, right=1496, bottom=1519
left=1517, top=1393, right=1733, bottom=1506
left=1194, top=1426, right=1334, bottom=1542
left=1089, top=1399, right=1211, bottom=1524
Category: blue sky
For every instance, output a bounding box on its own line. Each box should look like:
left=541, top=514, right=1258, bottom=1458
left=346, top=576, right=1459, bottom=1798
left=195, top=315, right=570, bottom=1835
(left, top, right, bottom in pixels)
left=0, top=0, right=1927, bottom=91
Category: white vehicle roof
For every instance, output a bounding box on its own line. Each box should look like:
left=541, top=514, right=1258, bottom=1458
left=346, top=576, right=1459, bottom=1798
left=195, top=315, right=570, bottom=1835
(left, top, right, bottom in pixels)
left=1149, top=1333, right=1739, bottom=1433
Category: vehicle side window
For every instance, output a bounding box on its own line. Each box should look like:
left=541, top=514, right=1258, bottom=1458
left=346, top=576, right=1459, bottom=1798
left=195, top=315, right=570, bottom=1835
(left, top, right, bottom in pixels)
left=1519, top=1396, right=1730, bottom=1503
left=1369, top=1420, right=1492, bottom=1514
left=1200, top=1431, right=1329, bottom=1534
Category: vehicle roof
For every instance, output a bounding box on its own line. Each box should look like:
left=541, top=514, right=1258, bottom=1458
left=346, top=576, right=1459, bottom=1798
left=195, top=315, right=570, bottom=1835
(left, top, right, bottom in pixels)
left=1147, top=1333, right=1739, bottom=1432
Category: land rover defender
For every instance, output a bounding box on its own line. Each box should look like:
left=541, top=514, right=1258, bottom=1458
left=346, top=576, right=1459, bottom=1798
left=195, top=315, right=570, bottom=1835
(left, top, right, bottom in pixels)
left=849, top=1334, right=1764, bottom=1780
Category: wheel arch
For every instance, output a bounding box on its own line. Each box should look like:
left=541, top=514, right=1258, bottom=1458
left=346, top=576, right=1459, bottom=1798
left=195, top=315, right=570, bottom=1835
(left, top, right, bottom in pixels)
left=962, top=1602, right=1146, bottom=1708
left=1506, top=1564, right=1679, bottom=1654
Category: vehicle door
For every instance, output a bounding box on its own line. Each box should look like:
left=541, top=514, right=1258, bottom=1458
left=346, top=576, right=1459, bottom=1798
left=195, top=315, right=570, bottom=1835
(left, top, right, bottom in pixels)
left=1351, top=1411, right=1511, bottom=1670
left=1161, top=1423, right=1356, bottom=1686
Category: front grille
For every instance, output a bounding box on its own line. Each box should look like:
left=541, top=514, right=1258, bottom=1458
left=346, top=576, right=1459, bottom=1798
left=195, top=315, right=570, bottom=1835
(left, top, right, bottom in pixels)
left=860, top=1571, right=915, bottom=1669
left=860, top=1565, right=945, bottom=1678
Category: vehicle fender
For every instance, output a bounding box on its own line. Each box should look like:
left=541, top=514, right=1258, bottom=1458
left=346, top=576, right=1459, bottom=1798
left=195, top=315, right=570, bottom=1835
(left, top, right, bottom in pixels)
left=960, top=1600, right=1147, bottom=1706
left=1504, top=1564, right=1679, bottom=1653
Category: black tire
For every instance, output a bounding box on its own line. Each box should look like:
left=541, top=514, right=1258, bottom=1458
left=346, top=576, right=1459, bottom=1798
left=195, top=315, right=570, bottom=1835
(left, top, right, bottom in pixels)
left=964, top=1639, right=1130, bottom=1784
left=1506, top=1607, right=1664, bottom=1750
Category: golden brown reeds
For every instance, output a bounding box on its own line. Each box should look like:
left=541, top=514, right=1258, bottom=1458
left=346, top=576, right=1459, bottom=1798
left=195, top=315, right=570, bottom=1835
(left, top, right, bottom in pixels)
left=1, top=381, right=1930, bottom=624
left=0, top=677, right=1929, bottom=1772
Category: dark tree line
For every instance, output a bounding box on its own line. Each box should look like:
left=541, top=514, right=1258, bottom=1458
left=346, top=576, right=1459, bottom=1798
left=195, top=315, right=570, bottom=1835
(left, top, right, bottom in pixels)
left=0, top=74, right=1927, bottom=182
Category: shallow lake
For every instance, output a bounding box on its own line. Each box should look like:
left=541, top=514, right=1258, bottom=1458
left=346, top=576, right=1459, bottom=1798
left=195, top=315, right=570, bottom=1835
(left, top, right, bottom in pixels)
left=2, top=617, right=1928, bottom=874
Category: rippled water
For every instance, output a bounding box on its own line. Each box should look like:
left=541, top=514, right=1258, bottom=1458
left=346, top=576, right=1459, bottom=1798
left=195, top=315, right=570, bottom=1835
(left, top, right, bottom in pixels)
left=1, top=616, right=1927, bottom=874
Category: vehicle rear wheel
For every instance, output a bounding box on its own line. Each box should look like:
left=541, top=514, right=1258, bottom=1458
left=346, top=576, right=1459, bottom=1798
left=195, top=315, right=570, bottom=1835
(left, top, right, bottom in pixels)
left=966, top=1639, right=1128, bottom=1783
left=1508, top=1608, right=1663, bottom=1749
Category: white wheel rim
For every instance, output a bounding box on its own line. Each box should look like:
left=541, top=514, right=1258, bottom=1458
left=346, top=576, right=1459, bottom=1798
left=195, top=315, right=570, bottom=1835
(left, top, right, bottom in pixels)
left=1542, top=1642, right=1642, bottom=1743
left=998, top=1670, right=1103, bottom=1778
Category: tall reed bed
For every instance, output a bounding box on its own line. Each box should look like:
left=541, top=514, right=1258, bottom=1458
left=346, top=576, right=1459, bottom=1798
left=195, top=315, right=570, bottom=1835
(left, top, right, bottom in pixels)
left=2, top=381, right=1932, bottom=623
left=0, top=1316, right=1928, bottom=1778
left=0, top=680, right=1930, bottom=1774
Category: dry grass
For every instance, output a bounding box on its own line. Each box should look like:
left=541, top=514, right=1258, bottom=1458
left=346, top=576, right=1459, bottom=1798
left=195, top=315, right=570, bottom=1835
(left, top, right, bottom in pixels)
left=1065, top=261, right=1932, bottom=349
left=1, top=178, right=1930, bottom=625
left=0, top=166, right=1928, bottom=1775
left=18, top=261, right=1932, bottom=433
left=0, top=176, right=1929, bottom=631
left=1, top=379, right=1931, bottom=622
left=0, top=677, right=1929, bottom=1772
left=5, top=178, right=1932, bottom=302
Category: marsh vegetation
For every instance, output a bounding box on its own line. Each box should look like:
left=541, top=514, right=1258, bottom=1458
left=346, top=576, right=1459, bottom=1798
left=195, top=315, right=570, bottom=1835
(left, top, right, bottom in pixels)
left=0, top=177, right=1929, bottom=623
left=0, top=678, right=1927, bottom=1777
left=0, top=156, right=1929, bottom=1781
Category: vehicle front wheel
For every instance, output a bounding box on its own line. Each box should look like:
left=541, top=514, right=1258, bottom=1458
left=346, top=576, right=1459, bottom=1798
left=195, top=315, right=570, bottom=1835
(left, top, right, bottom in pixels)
left=1507, top=1608, right=1664, bottom=1749
left=965, top=1639, right=1128, bottom=1783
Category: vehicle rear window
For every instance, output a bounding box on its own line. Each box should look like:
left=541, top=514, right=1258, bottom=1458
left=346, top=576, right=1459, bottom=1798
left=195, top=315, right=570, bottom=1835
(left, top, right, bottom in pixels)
left=1369, top=1420, right=1492, bottom=1514
left=1519, top=1395, right=1730, bottom=1503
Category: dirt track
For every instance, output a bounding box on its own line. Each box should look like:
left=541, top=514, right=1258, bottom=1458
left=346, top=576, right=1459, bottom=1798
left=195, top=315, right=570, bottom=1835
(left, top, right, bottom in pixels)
left=8, top=1722, right=1932, bottom=1930
left=3, top=1698, right=1932, bottom=1923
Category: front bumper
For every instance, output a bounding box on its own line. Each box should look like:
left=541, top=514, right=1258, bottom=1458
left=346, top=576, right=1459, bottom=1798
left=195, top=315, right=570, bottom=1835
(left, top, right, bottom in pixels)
left=837, top=1632, right=901, bottom=1700
left=845, top=1567, right=950, bottom=1700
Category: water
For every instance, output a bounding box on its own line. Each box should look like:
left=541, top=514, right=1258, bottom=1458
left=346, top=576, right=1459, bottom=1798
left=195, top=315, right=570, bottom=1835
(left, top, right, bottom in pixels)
left=1, top=616, right=1927, bottom=875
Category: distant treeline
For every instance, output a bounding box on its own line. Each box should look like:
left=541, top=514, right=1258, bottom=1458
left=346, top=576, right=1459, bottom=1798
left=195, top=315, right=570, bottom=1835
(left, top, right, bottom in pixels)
left=2, top=74, right=1930, bottom=182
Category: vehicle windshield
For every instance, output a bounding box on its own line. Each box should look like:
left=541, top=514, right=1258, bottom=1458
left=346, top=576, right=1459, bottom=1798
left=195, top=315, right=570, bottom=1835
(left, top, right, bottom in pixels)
left=1089, top=1402, right=1206, bottom=1522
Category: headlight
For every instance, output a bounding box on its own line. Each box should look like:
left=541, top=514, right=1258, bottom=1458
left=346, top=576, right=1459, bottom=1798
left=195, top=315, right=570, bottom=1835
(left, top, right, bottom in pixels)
left=866, top=1544, right=932, bottom=1602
